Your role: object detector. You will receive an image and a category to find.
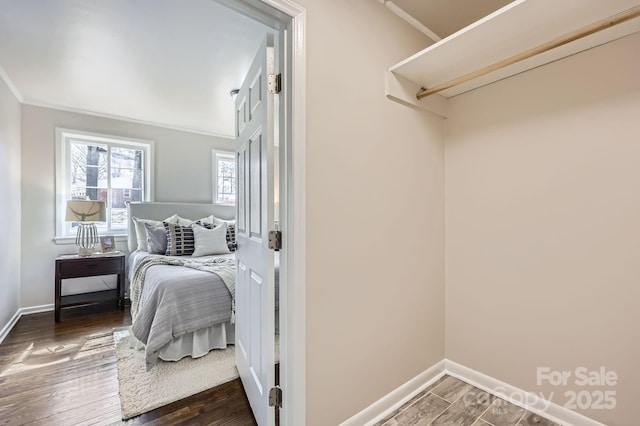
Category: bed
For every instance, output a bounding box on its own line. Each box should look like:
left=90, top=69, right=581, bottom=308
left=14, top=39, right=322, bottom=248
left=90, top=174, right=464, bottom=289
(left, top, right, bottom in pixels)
left=126, top=202, right=236, bottom=366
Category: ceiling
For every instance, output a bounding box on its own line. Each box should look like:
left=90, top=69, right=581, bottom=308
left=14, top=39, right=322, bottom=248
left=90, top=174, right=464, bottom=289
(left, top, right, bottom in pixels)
left=391, top=0, right=514, bottom=38
left=0, top=0, right=516, bottom=137
left=0, top=0, right=270, bottom=138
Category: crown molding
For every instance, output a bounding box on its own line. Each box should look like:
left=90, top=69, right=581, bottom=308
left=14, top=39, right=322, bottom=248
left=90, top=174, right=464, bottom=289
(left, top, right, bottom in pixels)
left=0, top=65, right=234, bottom=139
left=0, top=64, right=24, bottom=103
left=21, top=100, right=235, bottom=139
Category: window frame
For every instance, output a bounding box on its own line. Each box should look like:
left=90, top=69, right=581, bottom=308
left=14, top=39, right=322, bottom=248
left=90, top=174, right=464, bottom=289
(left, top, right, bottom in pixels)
left=55, top=128, right=154, bottom=242
left=212, top=149, right=236, bottom=206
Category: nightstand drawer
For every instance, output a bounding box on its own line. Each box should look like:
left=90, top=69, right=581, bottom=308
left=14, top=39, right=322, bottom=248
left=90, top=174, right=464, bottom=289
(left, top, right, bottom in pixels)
left=58, top=258, right=122, bottom=278
left=55, top=253, right=126, bottom=321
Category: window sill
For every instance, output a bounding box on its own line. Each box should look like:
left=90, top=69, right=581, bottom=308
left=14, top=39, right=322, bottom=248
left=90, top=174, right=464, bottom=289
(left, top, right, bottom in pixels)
left=53, top=234, right=128, bottom=245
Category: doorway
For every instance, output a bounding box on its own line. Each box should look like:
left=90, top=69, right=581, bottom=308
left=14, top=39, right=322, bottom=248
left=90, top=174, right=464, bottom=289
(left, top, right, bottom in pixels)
left=214, top=1, right=306, bottom=425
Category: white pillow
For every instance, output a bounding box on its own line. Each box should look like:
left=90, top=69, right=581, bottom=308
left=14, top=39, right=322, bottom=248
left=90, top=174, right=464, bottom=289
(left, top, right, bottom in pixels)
left=213, top=216, right=236, bottom=225
left=132, top=214, right=179, bottom=251
left=176, top=215, right=216, bottom=226
left=192, top=223, right=231, bottom=256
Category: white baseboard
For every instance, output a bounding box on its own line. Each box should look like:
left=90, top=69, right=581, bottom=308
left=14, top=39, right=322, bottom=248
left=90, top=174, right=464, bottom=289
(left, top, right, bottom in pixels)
left=19, top=304, right=54, bottom=315
left=339, top=360, right=446, bottom=426
left=342, top=358, right=606, bottom=426
left=0, top=304, right=55, bottom=344
left=0, top=309, right=22, bottom=345
left=445, top=360, right=606, bottom=426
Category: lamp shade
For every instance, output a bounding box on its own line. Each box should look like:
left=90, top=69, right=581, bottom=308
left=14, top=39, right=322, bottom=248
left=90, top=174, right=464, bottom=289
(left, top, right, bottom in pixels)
left=65, top=200, right=106, bottom=222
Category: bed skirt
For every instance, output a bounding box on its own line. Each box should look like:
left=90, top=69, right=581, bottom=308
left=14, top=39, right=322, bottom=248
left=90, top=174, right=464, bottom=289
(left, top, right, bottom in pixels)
left=130, top=322, right=235, bottom=361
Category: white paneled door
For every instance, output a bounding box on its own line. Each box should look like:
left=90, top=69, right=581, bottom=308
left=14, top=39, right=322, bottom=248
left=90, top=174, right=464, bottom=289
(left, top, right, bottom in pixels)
left=235, top=34, right=276, bottom=426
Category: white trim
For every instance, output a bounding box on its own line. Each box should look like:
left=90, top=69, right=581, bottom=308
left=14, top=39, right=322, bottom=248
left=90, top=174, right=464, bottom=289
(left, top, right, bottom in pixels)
left=212, top=149, right=236, bottom=205
left=216, top=0, right=291, bottom=29
left=445, top=360, right=606, bottom=426
left=23, top=100, right=234, bottom=139
left=344, top=359, right=606, bottom=426
left=0, top=310, right=21, bottom=345
left=385, top=71, right=448, bottom=118
left=0, top=69, right=234, bottom=139
left=0, top=304, right=55, bottom=345
left=214, top=2, right=306, bottom=425
left=276, top=3, right=307, bottom=426
left=0, top=64, right=24, bottom=103
left=378, top=0, right=442, bottom=42
left=53, top=234, right=128, bottom=245
left=55, top=128, right=155, bottom=238
left=388, top=0, right=640, bottom=99
left=19, top=304, right=55, bottom=315
left=340, top=361, right=447, bottom=426
left=261, top=0, right=305, bottom=17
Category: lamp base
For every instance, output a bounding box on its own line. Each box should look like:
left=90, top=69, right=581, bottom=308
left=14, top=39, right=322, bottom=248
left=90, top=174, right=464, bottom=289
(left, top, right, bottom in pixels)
left=75, top=222, right=99, bottom=256
left=78, top=247, right=96, bottom=256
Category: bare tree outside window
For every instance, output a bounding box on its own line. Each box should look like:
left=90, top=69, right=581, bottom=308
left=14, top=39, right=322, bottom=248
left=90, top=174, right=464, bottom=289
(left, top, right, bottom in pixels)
left=214, top=152, right=236, bottom=205
left=68, top=140, right=146, bottom=234
left=56, top=129, right=152, bottom=239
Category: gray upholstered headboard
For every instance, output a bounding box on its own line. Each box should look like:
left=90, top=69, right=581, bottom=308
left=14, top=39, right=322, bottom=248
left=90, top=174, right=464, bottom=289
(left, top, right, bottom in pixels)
left=127, top=202, right=235, bottom=252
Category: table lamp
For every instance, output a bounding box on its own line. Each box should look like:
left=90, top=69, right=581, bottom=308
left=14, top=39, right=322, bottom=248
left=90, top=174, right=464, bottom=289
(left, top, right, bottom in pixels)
left=65, top=200, right=106, bottom=256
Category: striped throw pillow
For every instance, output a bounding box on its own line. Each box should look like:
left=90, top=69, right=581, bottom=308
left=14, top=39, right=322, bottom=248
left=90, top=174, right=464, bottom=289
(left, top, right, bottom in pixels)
left=164, top=221, right=213, bottom=256
left=226, top=224, right=236, bottom=252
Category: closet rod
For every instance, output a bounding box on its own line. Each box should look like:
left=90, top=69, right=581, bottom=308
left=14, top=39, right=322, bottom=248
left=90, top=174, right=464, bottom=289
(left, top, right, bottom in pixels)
left=416, top=5, right=640, bottom=99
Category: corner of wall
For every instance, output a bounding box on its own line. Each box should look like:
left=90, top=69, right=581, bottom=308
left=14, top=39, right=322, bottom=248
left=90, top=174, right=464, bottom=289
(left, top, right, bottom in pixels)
left=0, top=63, right=24, bottom=103
left=0, top=64, right=22, bottom=336
left=0, top=310, right=21, bottom=345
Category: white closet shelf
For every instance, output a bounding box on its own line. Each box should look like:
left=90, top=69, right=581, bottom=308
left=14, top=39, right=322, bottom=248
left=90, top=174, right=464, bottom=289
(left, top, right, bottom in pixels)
left=389, top=0, right=640, bottom=101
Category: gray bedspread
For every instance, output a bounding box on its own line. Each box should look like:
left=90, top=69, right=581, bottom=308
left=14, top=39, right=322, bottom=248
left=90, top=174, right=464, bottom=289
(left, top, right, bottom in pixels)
left=130, top=254, right=235, bottom=367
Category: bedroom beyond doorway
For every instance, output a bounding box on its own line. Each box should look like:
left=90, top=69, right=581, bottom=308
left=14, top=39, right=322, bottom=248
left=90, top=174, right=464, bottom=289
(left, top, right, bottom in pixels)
left=0, top=308, right=257, bottom=425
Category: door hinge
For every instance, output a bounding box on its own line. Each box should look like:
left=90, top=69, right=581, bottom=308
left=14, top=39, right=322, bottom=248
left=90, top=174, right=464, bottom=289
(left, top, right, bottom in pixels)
left=269, top=386, right=282, bottom=408
left=268, top=230, right=282, bottom=251
left=268, top=74, right=282, bottom=94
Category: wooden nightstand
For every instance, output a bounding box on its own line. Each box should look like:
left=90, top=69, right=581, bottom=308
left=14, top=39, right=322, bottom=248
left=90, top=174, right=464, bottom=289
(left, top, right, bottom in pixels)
left=54, top=253, right=126, bottom=322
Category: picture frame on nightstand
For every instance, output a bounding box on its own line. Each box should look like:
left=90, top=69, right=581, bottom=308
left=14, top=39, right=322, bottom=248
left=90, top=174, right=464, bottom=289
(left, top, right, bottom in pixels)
left=100, top=236, right=115, bottom=253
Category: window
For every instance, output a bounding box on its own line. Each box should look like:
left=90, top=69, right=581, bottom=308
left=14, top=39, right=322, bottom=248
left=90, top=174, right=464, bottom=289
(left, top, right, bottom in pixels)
left=55, top=129, right=154, bottom=239
left=213, top=150, right=236, bottom=205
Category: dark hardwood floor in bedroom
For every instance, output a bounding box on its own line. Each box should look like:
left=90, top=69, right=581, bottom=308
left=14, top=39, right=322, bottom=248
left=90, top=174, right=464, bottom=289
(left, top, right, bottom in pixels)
left=0, top=305, right=257, bottom=426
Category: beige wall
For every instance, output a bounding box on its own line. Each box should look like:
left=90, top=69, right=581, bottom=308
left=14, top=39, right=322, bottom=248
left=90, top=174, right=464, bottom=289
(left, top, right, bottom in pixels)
left=297, top=0, right=446, bottom=424
left=0, top=77, right=21, bottom=333
left=20, top=105, right=233, bottom=307
left=445, top=33, right=640, bottom=425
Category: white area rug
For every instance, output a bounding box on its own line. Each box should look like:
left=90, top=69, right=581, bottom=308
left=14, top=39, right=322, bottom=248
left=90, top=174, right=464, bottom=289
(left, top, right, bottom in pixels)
left=113, top=327, right=238, bottom=420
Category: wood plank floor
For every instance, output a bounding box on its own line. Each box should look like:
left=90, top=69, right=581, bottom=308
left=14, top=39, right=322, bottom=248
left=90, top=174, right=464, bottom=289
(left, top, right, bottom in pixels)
left=0, top=304, right=257, bottom=426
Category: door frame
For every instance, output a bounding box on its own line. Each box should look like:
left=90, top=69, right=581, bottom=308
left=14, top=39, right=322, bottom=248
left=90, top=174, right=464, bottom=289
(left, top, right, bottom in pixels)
left=214, top=1, right=306, bottom=425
